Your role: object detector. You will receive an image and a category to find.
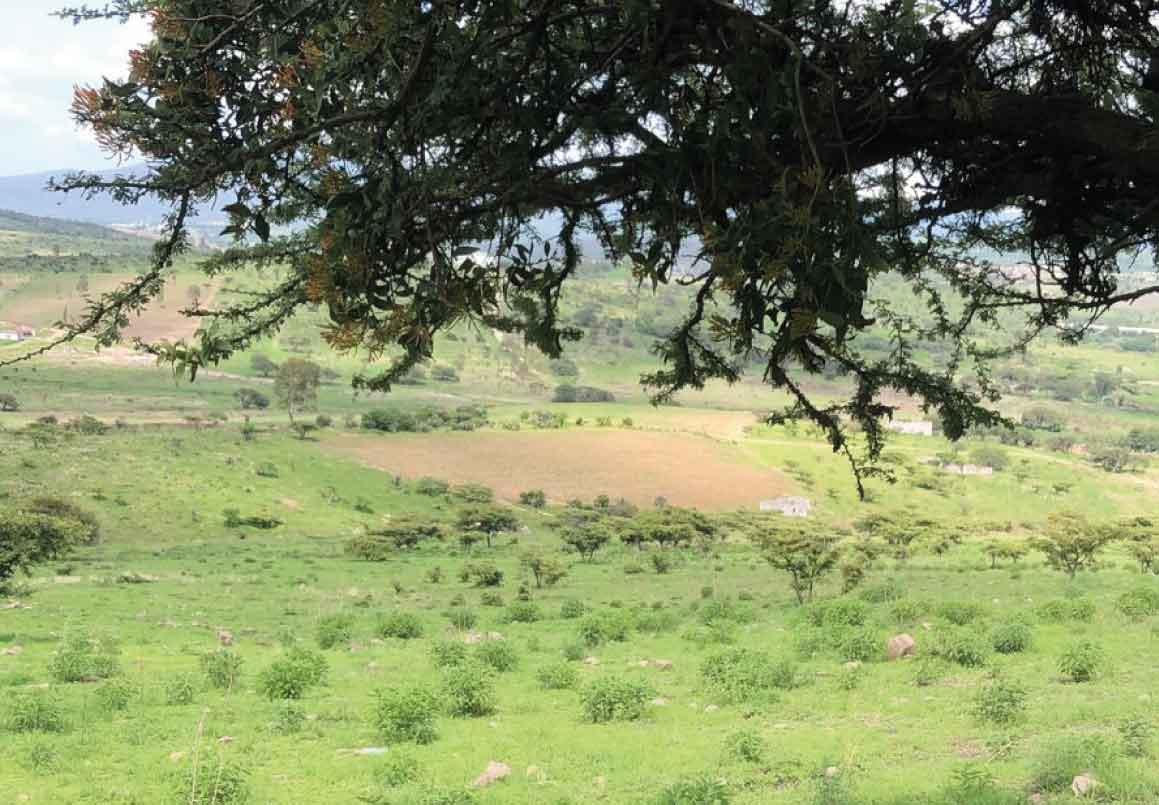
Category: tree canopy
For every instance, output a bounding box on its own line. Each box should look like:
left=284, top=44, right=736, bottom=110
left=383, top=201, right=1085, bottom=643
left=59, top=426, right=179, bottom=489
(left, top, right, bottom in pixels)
left=20, top=0, right=1159, bottom=489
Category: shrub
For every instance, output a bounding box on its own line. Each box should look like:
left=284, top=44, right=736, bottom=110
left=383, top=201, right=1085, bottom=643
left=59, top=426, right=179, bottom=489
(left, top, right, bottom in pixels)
left=21, top=496, right=101, bottom=544
left=257, top=646, right=328, bottom=700
left=654, top=775, right=731, bottom=804
left=376, top=749, right=421, bottom=787
left=560, top=599, right=585, bottom=619
left=94, top=677, right=136, bottom=712
left=316, top=614, right=355, bottom=649
left=201, top=649, right=243, bottom=689
left=1029, top=735, right=1119, bottom=793
left=447, top=608, right=477, bottom=631
left=49, top=632, right=121, bottom=682
left=431, top=364, right=459, bottom=382
left=430, top=640, right=469, bottom=669
left=165, top=673, right=197, bottom=706
left=519, top=489, right=547, bottom=508
left=723, top=729, right=765, bottom=763
left=479, top=591, right=504, bottom=607
left=347, top=519, right=444, bottom=558
left=580, top=676, right=652, bottom=722
left=375, top=685, right=440, bottom=744
left=1115, top=587, right=1159, bottom=621
left=270, top=702, right=306, bottom=735
left=932, top=629, right=989, bottom=667
left=504, top=601, right=541, bottom=624
left=475, top=640, right=518, bottom=673
left=974, top=675, right=1028, bottom=724
left=701, top=649, right=781, bottom=704
left=938, top=600, right=987, bottom=626
left=0, top=508, right=90, bottom=588
left=990, top=622, right=1032, bottom=654
left=562, top=641, right=586, bottom=662
left=7, top=691, right=65, bottom=732
left=858, top=579, right=903, bottom=604
left=451, top=483, right=495, bottom=504
left=911, top=656, right=946, bottom=687
left=442, top=661, right=497, bottom=717
left=460, top=562, right=504, bottom=587
left=806, top=599, right=870, bottom=628
left=378, top=612, right=424, bottom=640
left=1121, top=715, right=1152, bottom=758
left=1058, top=640, right=1101, bottom=683
left=835, top=627, right=880, bottom=663
left=254, top=461, right=279, bottom=478
left=414, top=477, right=450, bottom=496
left=888, top=599, right=924, bottom=624
left=537, top=661, right=579, bottom=690
left=234, top=388, right=269, bottom=409
left=172, top=754, right=250, bottom=805
left=1037, top=597, right=1095, bottom=622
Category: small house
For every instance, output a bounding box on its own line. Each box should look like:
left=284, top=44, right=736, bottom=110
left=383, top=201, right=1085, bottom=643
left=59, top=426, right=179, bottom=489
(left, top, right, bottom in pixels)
left=886, top=420, right=934, bottom=436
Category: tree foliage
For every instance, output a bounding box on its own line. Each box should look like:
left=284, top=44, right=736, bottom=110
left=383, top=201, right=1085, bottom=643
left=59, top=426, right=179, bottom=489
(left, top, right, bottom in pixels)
left=26, top=0, right=1159, bottom=489
left=1032, top=513, right=1115, bottom=579
left=0, top=507, right=91, bottom=586
left=274, top=358, right=320, bottom=423
left=456, top=505, right=520, bottom=549
left=752, top=521, right=841, bottom=604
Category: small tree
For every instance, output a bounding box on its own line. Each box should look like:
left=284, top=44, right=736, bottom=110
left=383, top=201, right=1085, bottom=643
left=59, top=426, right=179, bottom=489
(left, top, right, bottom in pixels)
left=1128, top=540, right=1159, bottom=574
left=456, top=505, right=520, bottom=549
left=274, top=358, right=321, bottom=424
left=520, top=550, right=568, bottom=588
left=0, top=509, right=88, bottom=588
left=560, top=521, right=612, bottom=562
left=250, top=353, right=278, bottom=377
left=1032, top=513, right=1114, bottom=579
left=755, top=525, right=841, bottom=604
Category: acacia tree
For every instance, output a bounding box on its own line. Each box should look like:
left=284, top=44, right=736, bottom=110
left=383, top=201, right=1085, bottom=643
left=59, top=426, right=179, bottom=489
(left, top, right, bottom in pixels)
left=456, top=505, right=520, bottom=549
left=754, top=522, right=842, bottom=604
left=20, top=1, right=1159, bottom=491
left=274, top=358, right=320, bottom=424
left=0, top=507, right=91, bottom=589
left=1032, top=513, right=1115, bottom=579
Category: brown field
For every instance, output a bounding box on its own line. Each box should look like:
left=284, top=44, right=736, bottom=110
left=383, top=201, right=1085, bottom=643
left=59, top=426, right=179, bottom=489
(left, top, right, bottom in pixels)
left=327, top=428, right=793, bottom=510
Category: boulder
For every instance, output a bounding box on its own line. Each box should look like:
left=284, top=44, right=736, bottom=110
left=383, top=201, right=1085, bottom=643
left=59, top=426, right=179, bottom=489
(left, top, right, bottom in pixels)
left=653, top=659, right=674, bottom=670
left=217, top=630, right=234, bottom=646
left=887, top=634, right=916, bottom=660
left=472, top=761, right=511, bottom=788
left=1072, top=775, right=1096, bottom=797
left=583, top=656, right=600, bottom=666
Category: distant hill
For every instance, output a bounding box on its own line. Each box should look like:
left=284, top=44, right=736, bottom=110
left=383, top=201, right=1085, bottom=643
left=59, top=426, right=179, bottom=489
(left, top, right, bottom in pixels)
left=0, top=167, right=191, bottom=226
left=0, top=208, right=135, bottom=240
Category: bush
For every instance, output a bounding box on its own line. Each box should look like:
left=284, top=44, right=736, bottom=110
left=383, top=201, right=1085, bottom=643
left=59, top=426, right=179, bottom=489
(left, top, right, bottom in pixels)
left=911, top=656, right=946, bottom=687
left=234, top=388, right=270, bottom=409
left=0, top=508, right=90, bottom=588
left=475, top=640, right=518, bottom=673
left=504, top=601, right=541, bottom=624
left=932, top=629, right=989, bottom=667
left=442, top=661, right=497, bottom=717
left=560, top=599, right=586, bottom=619
left=347, top=518, right=444, bottom=558
left=165, top=673, right=197, bottom=706
left=7, top=691, right=65, bottom=732
left=938, top=600, right=987, bottom=626
left=1121, top=715, right=1152, bottom=758
left=858, top=579, right=903, bottom=604
left=430, top=640, right=469, bottom=669
left=94, top=677, right=136, bottom=712
left=888, top=599, right=924, bottom=624
left=201, top=649, right=243, bottom=689
left=257, top=646, right=328, bottom=700
left=451, top=483, right=495, bottom=504
left=723, top=729, right=765, bottom=763
left=447, top=608, right=477, bottom=631
left=654, top=775, right=731, bottom=804
left=580, top=676, right=653, bottom=722
left=1115, top=587, right=1159, bottom=621
left=414, top=477, right=450, bottom=496
left=701, top=649, right=782, bottom=704
left=1037, top=597, right=1095, bottom=622
left=21, top=496, right=101, bottom=544
left=536, top=661, right=579, bottom=690
left=835, top=627, right=880, bottom=663
left=378, top=612, right=424, bottom=640
left=375, top=685, right=440, bottom=744
left=270, top=702, right=306, bottom=735
left=519, top=489, right=547, bottom=508
left=460, top=562, right=504, bottom=587
left=172, top=755, right=250, bottom=805
left=376, top=749, right=421, bottom=788
left=974, top=675, right=1028, bottom=724
left=651, top=553, right=674, bottom=574
left=0, top=392, right=19, bottom=412
left=1029, top=736, right=1119, bottom=793
left=316, top=614, right=355, bottom=649
left=431, top=364, right=459, bottom=382
left=990, top=622, right=1032, bottom=654
left=49, top=632, right=121, bottom=682
left=552, top=384, right=616, bottom=403
left=479, top=591, right=504, bottom=607
left=1058, top=640, right=1101, bottom=683
left=806, top=599, right=870, bottom=628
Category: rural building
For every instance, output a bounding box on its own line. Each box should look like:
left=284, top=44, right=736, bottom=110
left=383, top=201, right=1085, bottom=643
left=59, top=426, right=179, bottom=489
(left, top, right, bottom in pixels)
left=940, top=463, right=995, bottom=476
left=0, top=325, right=33, bottom=342
left=886, top=419, right=934, bottom=436
left=759, top=496, right=812, bottom=517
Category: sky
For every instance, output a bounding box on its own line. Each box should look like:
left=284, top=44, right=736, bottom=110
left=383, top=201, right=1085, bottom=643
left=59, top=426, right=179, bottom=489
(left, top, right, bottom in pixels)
left=0, top=3, right=150, bottom=176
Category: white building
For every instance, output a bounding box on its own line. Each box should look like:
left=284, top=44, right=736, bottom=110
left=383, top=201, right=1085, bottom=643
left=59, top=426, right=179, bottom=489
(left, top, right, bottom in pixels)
left=886, top=420, right=934, bottom=436
left=759, top=496, right=812, bottom=517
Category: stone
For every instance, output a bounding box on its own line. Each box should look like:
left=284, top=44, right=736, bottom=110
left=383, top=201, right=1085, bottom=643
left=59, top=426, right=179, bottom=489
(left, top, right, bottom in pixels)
left=824, top=766, right=840, bottom=779
left=217, top=736, right=234, bottom=744
left=651, top=697, right=669, bottom=706
left=844, top=661, right=862, bottom=670
left=653, top=659, right=674, bottom=670
left=583, top=656, right=600, bottom=666
left=1072, top=775, right=1096, bottom=797
left=355, top=747, right=387, bottom=756
left=2, top=645, right=23, bottom=656
left=704, top=704, right=719, bottom=713
left=217, top=630, right=234, bottom=646
left=472, top=761, right=511, bottom=788
left=887, top=634, right=916, bottom=660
